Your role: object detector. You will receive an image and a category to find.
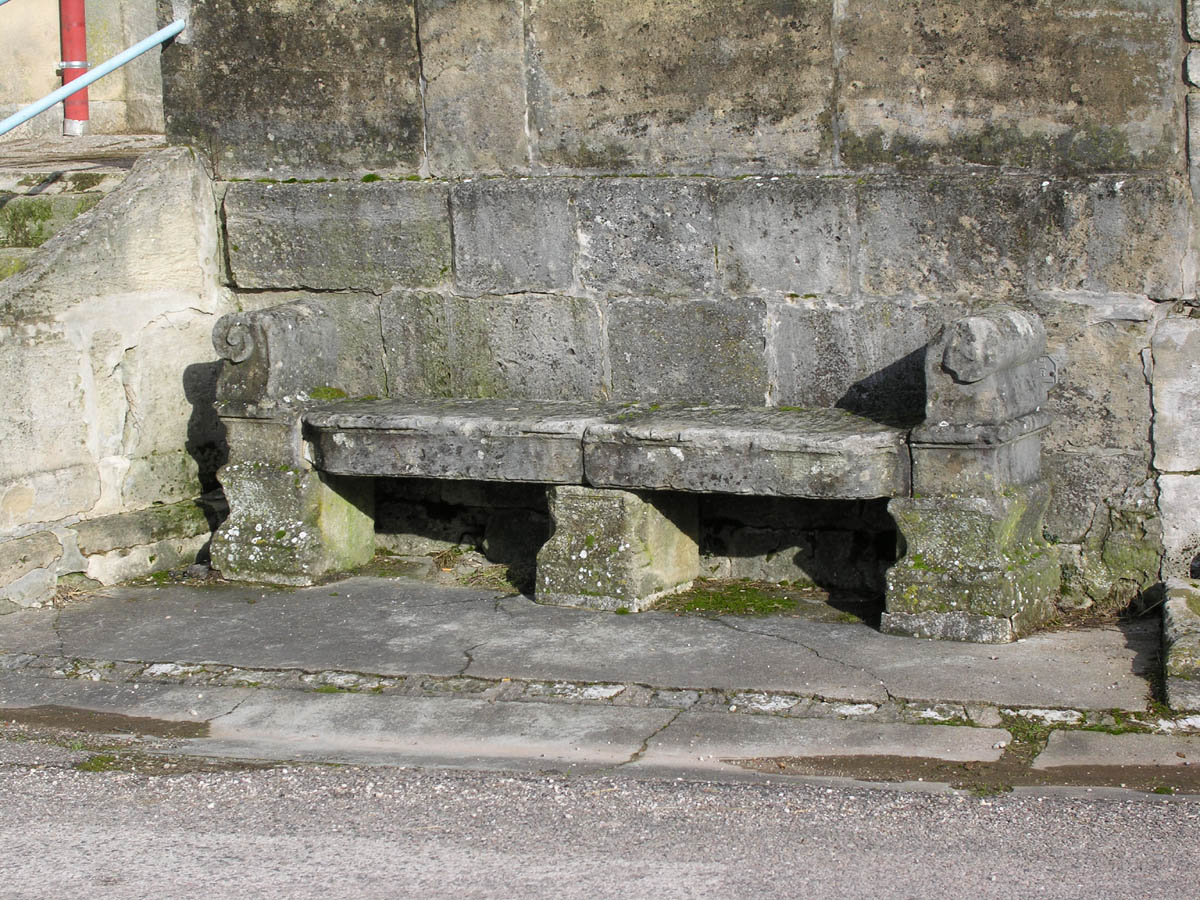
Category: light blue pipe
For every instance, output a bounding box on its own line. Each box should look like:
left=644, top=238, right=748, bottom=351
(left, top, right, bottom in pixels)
left=0, top=18, right=186, bottom=137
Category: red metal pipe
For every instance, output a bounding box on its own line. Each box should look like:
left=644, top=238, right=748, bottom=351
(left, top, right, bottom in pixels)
left=59, top=0, right=89, bottom=135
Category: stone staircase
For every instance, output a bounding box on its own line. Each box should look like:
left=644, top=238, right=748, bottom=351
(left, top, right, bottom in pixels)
left=0, top=135, right=164, bottom=280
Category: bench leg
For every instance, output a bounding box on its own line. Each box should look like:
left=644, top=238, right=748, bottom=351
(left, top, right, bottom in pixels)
left=883, top=480, right=1060, bottom=643
left=210, top=418, right=375, bottom=585
left=536, top=485, right=699, bottom=611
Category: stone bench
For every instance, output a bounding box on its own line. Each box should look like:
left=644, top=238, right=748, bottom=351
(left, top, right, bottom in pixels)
left=209, top=301, right=1061, bottom=643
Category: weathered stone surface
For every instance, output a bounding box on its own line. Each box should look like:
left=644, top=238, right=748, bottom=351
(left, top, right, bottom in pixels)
left=837, top=0, right=1180, bottom=173
left=220, top=416, right=305, bottom=474
left=1036, top=177, right=1190, bottom=299
left=585, top=405, right=910, bottom=499
left=84, top=533, right=211, bottom=586
left=223, top=182, right=451, bottom=292
left=880, top=610, right=1020, bottom=644
left=2, top=148, right=225, bottom=539
left=1187, top=49, right=1200, bottom=88
left=536, top=485, right=699, bottom=611
left=1163, top=580, right=1200, bottom=712
left=211, top=464, right=374, bottom=586
left=910, top=422, right=1047, bottom=497
left=1033, top=292, right=1160, bottom=456
left=450, top=180, right=575, bottom=295
left=891, top=484, right=1054, bottom=572
left=0, top=248, right=33, bottom=281
left=73, top=501, right=211, bottom=557
left=1054, top=477, right=1162, bottom=613
left=576, top=179, right=718, bottom=298
left=526, top=0, right=833, bottom=174
left=305, top=399, right=610, bottom=484
left=3, top=147, right=223, bottom=317
left=856, top=177, right=1189, bottom=301
left=160, top=0, right=424, bottom=179
left=939, top=310, right=1047, bottom=387
left=112, top=315, right=225, bottom=489
left=0, top=533, right=61, bottom=587
left=714, top=178, right=852, bottom=298
left=419, top=0, right=528, bottom=176
left=214, top=300, right=338, bottom=408
left=884, top=484, right=1060, bottom=641
left=771, top=297, right=965, bottom=424
left=214, top=295, right=385, bottom=410
left=608, top=298, right=768, bottom=404
left=1033, top=730, right=1200, bottom=769
left=856, top=178, right=1040, bottom=300
left=923, top=308, right=1049, bottom=427
left=1020, top=293, right=1162, bottom=611
left=0, top=330, right=99, bottom=531
left=1190, top=96, right=1200, bottom=199
left=1151, top=316, right=1200, bottom=474
left=1190, top=0, right=1200, bottom=41
left=0, top=468, right=100, bottom=538
left=382, top=291, right=606, bottom=400
left=0, top=566, right=57, bottom=611
left=1042, top=452, right=1152, bottom=546
left=1159, top=475, right=1200, bottom=580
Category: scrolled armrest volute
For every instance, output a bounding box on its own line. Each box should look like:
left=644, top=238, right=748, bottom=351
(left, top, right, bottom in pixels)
left=925, top=308, right=1056, bottom=427
left=941, top=309, right=1046, bottom=384
left=212, top=300, right=339, bottom=411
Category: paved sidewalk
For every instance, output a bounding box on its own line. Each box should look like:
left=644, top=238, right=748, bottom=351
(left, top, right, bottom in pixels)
left=1, top=574, right=1197, bottom=792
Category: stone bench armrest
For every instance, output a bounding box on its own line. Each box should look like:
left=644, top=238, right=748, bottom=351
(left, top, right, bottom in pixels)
left=923, top=308, right=1055, bottom=431
left=212, top=299, right=352, bottom=416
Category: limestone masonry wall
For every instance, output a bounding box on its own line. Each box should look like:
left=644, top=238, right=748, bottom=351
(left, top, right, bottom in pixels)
left=153, top=0, right=1200, bottom=609
left=7, top=0, right=1200, bottom=611
left=0, top=149, right=233, bottom=610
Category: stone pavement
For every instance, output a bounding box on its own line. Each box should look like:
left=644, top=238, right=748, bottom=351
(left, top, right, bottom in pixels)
left=1, top=574, right=1198, bottom=792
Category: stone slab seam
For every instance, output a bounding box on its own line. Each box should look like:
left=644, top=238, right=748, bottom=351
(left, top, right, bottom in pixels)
left=5, top=650, right=1196, bottom=735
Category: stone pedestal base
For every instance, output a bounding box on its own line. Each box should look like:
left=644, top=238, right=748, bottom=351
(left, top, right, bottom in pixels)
left=211, top=462, right=374, bottom=585
left=535, top=485, right=699, bottom=611
left=1163, top=579, right=1200, bottom=712
left=882, top=482, right=1060, bottom=643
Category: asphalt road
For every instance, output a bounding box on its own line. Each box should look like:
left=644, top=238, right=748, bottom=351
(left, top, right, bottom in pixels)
left=2, top=738, right=1198, bottom=899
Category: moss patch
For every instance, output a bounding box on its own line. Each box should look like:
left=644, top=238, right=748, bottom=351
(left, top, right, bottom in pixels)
left=308, top=386, right=348, bottom=401
left=0, top=253, right=28, bottom=280
left=67, top=172, right=105, bottom=192
left=75, top=753, right=122, bottom=772
left=659, top=578, right=879, bottom=624
left=0, top=193, right=102, bottom=248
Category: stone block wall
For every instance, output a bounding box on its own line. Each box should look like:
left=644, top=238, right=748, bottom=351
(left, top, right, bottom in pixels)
left=0, top=148, right=233, bottom=611
left=156, top=0, right=1199, bottom=606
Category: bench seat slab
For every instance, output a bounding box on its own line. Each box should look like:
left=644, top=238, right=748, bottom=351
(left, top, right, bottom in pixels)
left=585, top=406, right=911, bottom=499
left=305, top=399, right=613, bottom=484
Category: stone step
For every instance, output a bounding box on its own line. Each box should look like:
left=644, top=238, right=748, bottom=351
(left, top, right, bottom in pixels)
left=0, top=135, right=161, bottom=277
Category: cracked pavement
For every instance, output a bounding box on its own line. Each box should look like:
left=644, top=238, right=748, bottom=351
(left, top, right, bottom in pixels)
left=0, top=574, right=1191, bottom=784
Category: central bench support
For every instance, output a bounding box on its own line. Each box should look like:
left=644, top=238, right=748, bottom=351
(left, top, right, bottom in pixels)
left=536, top=485, right=700, bottom=611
